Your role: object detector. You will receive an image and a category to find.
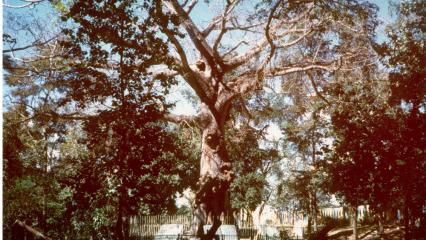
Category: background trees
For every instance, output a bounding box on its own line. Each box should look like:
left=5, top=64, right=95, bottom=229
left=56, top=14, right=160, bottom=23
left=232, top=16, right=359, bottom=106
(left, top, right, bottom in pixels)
left=322, top=69, right=395, bottom=238
left=227, top=122, right=279, bottom=217
left=3, top=1, right=197, bottom=239
left=318, top=1, right=426, bottom=238
left=378, top=0, right=426, bottom=237
left=3, top=6, right=75, bottom=238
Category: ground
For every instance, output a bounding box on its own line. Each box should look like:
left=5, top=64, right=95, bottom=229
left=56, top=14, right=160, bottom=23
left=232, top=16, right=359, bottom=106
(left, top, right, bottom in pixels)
left=328, top=225, right=415, bottom=240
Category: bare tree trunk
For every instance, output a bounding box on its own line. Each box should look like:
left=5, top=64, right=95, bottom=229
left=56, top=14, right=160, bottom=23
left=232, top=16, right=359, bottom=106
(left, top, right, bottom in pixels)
left=307, top=192, right=312, bottom=237
left=191, top=104, right=233, bottom=239
left=377, top=211, right=384, bottom=240
left=312, top=193, right=318, bottom=233
left=307, top=212, right=312, bottom=237
left=115, top=194, right=125, bottom=240
left=404, top=204, right=410, bottom=240
left=351, top=205, right=358, bottom=240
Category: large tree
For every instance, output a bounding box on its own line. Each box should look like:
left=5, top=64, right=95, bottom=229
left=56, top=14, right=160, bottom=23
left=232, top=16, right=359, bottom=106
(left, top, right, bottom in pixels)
left=378, top=0, right=426, bottom=237
left=62, top=0, right=378, bottom=237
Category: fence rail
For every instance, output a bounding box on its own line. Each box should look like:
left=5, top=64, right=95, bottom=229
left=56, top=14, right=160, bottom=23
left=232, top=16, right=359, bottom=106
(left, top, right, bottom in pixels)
left=130, top=215, right=238, bottom=237
left=134, top=235, right=306, bottom=240
left=129, top=215, right=308, bottom=239
left=130, top=215, right=191, bottom=236
left=130, top=206, right=372, bottom=239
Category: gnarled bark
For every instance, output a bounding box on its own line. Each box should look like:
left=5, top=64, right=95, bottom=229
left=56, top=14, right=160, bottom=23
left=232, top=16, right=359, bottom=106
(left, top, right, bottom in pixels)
left=190, top=101, right=234, bottom=239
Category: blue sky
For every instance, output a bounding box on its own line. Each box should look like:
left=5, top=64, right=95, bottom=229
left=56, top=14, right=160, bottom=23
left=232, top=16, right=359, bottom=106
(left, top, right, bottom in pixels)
left=370, top=0, right=399, bottom=42
left=3, top=0, right=398, bottom=53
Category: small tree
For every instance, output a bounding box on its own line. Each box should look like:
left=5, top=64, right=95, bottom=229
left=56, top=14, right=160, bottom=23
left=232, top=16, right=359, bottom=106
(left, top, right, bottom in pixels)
left=61, top=1, right=198, bottom=239
left=227, top=122, right=279, bottom=219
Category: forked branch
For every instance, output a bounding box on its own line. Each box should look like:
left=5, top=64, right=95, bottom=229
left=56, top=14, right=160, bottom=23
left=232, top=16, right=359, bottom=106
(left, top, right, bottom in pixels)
left=156, top=1, right=213, bottom=104
left=164, top=0, right=218, bottom=73
left=213, top=0, right=236, bottom=60
left=201, top=0, right=240, bottom=38
left=164, top=112, right=201, bottom=128
left=226, top=5, right=314, bottom=70
left=255, top=0, right=281, bottom=90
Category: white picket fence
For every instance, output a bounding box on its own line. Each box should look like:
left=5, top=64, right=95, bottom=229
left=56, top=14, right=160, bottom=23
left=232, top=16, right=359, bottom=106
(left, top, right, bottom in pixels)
left=129, top=206, right=371, bottom=238
left=129, top=215, right=192, bottom=236
left=320, top=205, right=370, bottom=220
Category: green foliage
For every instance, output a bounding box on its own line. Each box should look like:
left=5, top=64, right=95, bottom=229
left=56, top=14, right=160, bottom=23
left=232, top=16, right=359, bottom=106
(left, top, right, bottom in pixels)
left=379, top=0, right=426, bottom=230
left=3, top=1, right=197, bottom=239
left=57, top=0, right=198, bottom=238
left=3, top=173, right=72, bottom=239
left=273, top=64, right=331, bottom=219
left=3, top=101, right=72, bottom=239
left=176, top=205, right=192, bottom=215
left=227, top=122, right=279, bottom=212
left=322, top=1, right=425, bottom=233
left=379, top=0, right=426, bottom=108
left=322, top=70, right=399, bottom=213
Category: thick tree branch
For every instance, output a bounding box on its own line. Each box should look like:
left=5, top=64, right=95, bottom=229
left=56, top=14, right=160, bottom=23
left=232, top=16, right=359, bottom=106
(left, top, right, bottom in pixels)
left=267, top=64, right=334, bottom=76
left=226, top=28, right=322, bottom=93
left=229, top=61, right=337, bottom=95
left=226, top=28, right=309, bottom=70
left=164, top=112, right=201, bottom=128
left=151, top=68, right=179, bottom=78
left=156, top=2, right=213, bottom=105
left=164, top=0, right=218, bottom=74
